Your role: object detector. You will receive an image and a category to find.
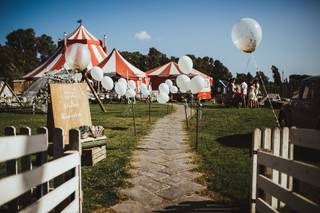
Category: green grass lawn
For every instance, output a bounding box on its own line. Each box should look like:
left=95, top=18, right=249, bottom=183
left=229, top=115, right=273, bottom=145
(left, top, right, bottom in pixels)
left=0, top=102, right=170, bottom=212
left=188, top=104, right=278, bottom=211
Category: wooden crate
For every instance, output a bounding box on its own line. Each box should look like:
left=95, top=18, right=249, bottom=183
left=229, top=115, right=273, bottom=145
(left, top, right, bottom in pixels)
left=82, top=145, right=106, bottom=166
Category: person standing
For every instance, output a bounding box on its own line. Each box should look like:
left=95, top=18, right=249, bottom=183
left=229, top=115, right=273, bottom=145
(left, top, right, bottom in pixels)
left=241, top=81, right=248, bottom=107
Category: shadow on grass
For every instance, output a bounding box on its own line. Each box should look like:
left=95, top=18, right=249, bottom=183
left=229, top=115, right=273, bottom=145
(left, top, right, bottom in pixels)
left=107, top=127, right=129, bottom=131
left=216, top=133, right=251, bottom=149
left=154, top=201, right=240, bottom=213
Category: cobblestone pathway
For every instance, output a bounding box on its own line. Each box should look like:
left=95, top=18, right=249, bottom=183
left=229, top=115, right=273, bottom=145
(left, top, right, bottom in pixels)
left=110, top=104, right=212, bottom=212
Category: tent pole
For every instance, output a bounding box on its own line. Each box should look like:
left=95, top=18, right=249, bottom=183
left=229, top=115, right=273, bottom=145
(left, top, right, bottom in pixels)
left=82, top=72, right=106, bottom=112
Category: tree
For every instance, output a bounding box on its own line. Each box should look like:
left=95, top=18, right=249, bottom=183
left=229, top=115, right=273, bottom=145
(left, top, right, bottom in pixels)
left=0, top=28, right=57, bottom=79
left=255, top=70, right=269, bottom=85
left=271, top=65, right=282, bottom=85
left=235, top=73, right=247, bottom=84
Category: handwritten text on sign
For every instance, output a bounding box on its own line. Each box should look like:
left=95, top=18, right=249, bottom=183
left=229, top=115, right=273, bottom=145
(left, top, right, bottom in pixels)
left=50, top=83, right=92, bottom=144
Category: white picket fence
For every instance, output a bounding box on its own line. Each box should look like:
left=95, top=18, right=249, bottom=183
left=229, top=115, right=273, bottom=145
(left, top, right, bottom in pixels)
left=0, top=126, right=82, bottom=212
left=251, top=127, right=320, bottom=213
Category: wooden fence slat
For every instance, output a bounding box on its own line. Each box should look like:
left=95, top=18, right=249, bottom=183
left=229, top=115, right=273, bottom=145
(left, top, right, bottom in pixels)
left=257, top=175, right=320, bottom=213
left=258, top=151, right=320, bottom=188
left=35, top=127, right=49, bottom=198
left=0, top=134, right=48, bottom=162
left=53, top=128, right=65, bottom=188
left=289, top=128, right=320, bottom=150
left=4, top=126, right=18, bottom=212
left=262, top=128, right=272, bottom=150
left=271, top=128, right=280, bottom=209
left=19, top=127, right=32, bottom=208
left=0, top=152, right=80, bottom=205
left=256, top=198, right=278, bottom=213
left=61, top=198, right=80, bottom=213
left=280, top=127, right=289, bottom=208
left=251, top=128, right=262, bottom=213
left=19, top=176, right=78, bottom=213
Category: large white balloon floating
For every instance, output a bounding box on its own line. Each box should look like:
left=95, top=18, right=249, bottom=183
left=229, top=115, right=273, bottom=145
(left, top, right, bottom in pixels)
left=178, top=56, right=193, bottom=75
left=101, top=76, right=114, bottom=90
left=158, top=83, right=170, bottom=95
left=176, top=74, right=191, bottom=92
left=65, top=43, right=91, bottom=71
left=157, top=92, right=170, bottom=104
left=114, top=81, right=126, bottom=96
left=128, top=80, right=136, bottom=90
left=140, top=83, right=150, bottom=96
left=90, top=66, right=104, bottom=81
left=190, top=75, right=205, bottom=94
left=231, top=17, right=262, bottom=53
left=165, top=79, right=173, bottom=88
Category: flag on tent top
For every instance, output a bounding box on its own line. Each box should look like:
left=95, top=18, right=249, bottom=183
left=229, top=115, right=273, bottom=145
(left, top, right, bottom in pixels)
left=23, top=24, right=107, bottom=80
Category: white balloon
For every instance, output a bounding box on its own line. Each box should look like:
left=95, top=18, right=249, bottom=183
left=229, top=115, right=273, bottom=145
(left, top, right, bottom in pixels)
left=170, top=86, right=178, bottom=94
left=115, top=82, right=126, bottom=96
left=128, top=80, right=136, bottom=90
left=90, top=66, right=104, bottom=81
left=178, top=56, right=193, bottom=74
left=165, top=79, right=173, bottom=88
left=158, top=83, right=170, bottom=94
left=140, top=83, right=149, bottom=96
left=126, top=88, right=136, bottom=98
left=157, top=92, right=170, bottom=104
left=118, top=78, right=127, bottom=88
left=176, top=74, right=191, bottom=91
left=65, top=43, right=91, bottom=71
left=190, top=75, right=205, bottom=94
left=180, top=87, right=188, bottom=93
left=101, top=76, right=114, bottom=90
left=231, top=17, right=262, bottom=53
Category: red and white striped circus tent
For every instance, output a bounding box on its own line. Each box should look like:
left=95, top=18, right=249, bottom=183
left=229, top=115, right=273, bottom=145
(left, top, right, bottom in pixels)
left=146, top=61, right=213, bottom=99
left=98, top=48, right=148, bottom=83
left=23, top=24, right=107, bottom=80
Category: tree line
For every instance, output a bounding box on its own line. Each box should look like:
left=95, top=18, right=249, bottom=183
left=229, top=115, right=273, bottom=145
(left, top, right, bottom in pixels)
left=0, top=28, right=309, bottom=95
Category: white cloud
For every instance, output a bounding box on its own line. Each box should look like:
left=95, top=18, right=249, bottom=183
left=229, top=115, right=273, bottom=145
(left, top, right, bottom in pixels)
left=134, top=31, right=151, bottom=41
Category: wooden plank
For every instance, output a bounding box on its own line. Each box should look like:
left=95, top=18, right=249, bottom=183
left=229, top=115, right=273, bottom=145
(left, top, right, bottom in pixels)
left=19, top=127, right=32, bottom=208
left=82, top=139, right=107, bottom=149
left=19, top=176, right=78, bottom=213
left=4, top=126, right=18, bottom=212
left=263, top=128, right=272, bottom=150
left=0, top=152, right=80, bottom=205
left=280, top=127, right=289, bottom=208
left=35, top=127, right=49, bottom=198
left=80, top=135, right=106, bottom=143
left=289, top=128, right=320, bottom=150
left=257, top=151, right=320, bottom=188
left=256, top=198, right=278, bottom=213
left=0, top=134, right=48, bottom=162
left=61, top=198, right=79, bottom=213
left=251, top=128, right=261, bottom=213
left=257, top=175, right=320, bottom=213
left=271, top=128, right=280, bottom=209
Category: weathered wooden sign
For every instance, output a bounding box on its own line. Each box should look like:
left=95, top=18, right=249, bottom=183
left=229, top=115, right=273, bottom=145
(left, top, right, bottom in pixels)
left=49, top=83, right=92, bottom=144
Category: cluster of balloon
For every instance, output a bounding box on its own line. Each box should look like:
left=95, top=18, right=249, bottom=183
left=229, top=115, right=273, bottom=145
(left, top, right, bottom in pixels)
left=140, top=83, right=150, bottom=96
left=231, top=17, right=262, bottom=53
left=89, top=66, right=115, bottom=91
left=156, top=79, right=179, bottom=104
left=65, top=43, right=91, bottom=71
left=114, top=78, right=127, bottom=96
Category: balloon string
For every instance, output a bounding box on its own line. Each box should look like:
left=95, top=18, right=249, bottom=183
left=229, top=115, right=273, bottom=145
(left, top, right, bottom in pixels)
left=244, top=56, right=250, bottom=73
left=251, top=54, right=280, bottom=128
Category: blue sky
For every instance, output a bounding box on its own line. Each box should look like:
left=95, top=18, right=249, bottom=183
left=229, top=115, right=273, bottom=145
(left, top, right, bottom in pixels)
left=1, top=0, right=320, bottom=79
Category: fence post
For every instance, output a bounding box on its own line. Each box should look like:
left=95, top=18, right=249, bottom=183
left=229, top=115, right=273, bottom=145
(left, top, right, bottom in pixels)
left=69, top=128, right=82, bottom=213
left=53, top=128, right=64, bottom=188
left=271, top=128, right=280, bottom=209
left=261, top=128, right=272, bottom=204
left=5, top=126, right=18, bottom=212
left=20, top=127, right=32, bottom=208
left=35, top=127, right=49, bottom=198
left=251, top=128, right=261, bottom=213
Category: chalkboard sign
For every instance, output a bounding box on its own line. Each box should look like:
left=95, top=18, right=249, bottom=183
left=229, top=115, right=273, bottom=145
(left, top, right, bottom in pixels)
left=49, top=83, right=92, bottom=144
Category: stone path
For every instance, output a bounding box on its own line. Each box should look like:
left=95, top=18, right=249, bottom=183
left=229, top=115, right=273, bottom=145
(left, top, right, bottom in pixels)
left=109, top=104, right=212, bottom=212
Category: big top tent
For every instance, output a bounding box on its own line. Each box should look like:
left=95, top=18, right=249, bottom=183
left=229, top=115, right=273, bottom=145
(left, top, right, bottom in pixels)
left=23, top=24, right=108, bottom=80
left=146, top=61, right=213, bottom=99
left=98, top=48, right=148, bottom=83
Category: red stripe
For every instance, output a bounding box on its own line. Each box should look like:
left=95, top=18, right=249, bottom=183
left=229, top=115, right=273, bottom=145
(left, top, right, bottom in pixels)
left=51, top=54, right=65, bottom=70
left=87, top=45, right=98, bottom=66
left=115, top=50, right=137, bottom=79
left=96, top=46, right=107, bottom=62
left=98, top=48, right=115, bottom=68
left=159, top=63, right=172, bottom=76
left=173, top=62, right=184, bottom=75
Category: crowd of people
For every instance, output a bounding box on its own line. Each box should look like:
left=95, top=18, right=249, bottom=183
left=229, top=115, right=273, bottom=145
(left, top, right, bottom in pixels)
left=224, top=79, right=261, bottom=108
